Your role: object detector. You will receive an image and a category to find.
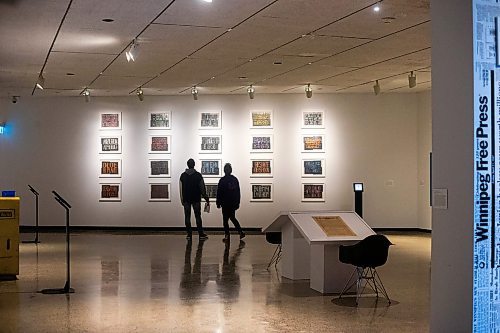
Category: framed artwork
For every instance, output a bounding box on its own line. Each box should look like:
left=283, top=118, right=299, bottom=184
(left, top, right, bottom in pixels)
left=302, top=110, right=325, bottom=129
left=149, top=135, right=171, bottom=153
left=200, top=159, right=222, bottom=177
left=250, top=134, right=273, bottom=153
left=100, top=112, right=122, bottom=130
left=149, top=159, right=171, bottom=178
left=302, top=183, right=325, bottom=202
left=251, top=183, right=273, bottom=202
left=205, top=183, right=218, bottom=199
left=99, top=183, right=121, bottom=202
left=149, top=111, right=171, bottom=130
left=302, top=134, right=325, bottom=153
left=199, top=135, right=222, bottom=153
left=302, top=159, right=325, bottom=177
left=149, top=183, right=171, bottom=202
left=99, top=136, right=122, bottom=154
left=251, top=159, right=273, bottom=178
left=99, top=159, right=121, bottom=178
left=199, top=110, right=222, bottom=129
left=250, top=110, right=273, bottom=129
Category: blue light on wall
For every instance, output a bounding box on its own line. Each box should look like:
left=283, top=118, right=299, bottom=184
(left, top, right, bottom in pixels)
left=0, top=122, right=5, bottom=135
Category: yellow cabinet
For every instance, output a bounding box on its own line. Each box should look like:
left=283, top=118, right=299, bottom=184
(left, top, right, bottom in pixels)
left=0, top=197, right=19, bottom=277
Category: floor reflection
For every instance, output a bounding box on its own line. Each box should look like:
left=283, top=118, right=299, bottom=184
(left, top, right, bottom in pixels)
left=179, top=239, right=208, bottom=300
left=0, top=233, right=431, bottom=332
left=217, top=240, right=245, bottom=301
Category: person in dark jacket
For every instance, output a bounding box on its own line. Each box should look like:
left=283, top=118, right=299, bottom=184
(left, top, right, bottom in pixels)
left=216, top=163, right=245, bottom=241
left=180, top=158, right=209, bottom=240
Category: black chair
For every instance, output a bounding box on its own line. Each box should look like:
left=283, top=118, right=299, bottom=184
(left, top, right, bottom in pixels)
left=265, top=232, right=282, bottom=270
left=337, top=234, right=393, bottom=305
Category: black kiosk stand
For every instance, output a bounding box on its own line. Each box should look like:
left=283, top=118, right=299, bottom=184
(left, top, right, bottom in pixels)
left=39, top=191, right=74, bottom=294
left=23, top=185, right=41, bottom=244
left=353, top=183, right=364, bottom=218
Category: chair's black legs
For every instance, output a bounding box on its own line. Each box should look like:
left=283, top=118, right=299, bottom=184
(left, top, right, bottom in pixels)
left=337, top=267, right=391, bottom=305
left=338, top=268, right=357, bottom=300
left=373, top=268, right=391, bottom=304
left=267, top=244, right=282, bottom=270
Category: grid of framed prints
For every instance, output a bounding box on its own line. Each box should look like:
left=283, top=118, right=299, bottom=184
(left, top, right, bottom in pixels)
left=147, top=111, right=171, bottom=202
left=250, top=134, right=273, bottom=153
left=300, top=110, right=325, bottom=202
left=302, top=159, right=325, bottom=178
left=149, top=183, right=171, bottom=202
left=302, top=183, right=325, bottom=202
left=251, top=183, right=273, bottom=202
left=100, top=112, right=122, bottom=130
left=205, top=183, right=218, bottom=199
left=250, top=110, right=273, bottom=129
left=199, top=110, right=221, bottom=130
left=251, top=159, right=273, bottom=178
left=249, top=110, right=273, bottom=201
left=149, top=111, right=171, bottom=130
left=302, top=110, right=324, bottom=129
left=199, top=135, right=221, bottom=154
left=100, top=182, right=121, bottom=202
left=200, top=159, right=222, bottom=177
left=149, top=159, right=171, bottom=178
left=149, top=135, right=171, bottom=153
left=99, top=112, right=123, bottom=202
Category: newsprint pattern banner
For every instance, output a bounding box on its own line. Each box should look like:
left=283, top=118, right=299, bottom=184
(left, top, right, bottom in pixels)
left=474, top=1, right=500, bottom=331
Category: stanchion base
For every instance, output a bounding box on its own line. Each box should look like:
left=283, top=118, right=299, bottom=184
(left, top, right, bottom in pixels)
left=39, top=288, right=75, bottom=294
left=22, top=240, right=41, bottom=244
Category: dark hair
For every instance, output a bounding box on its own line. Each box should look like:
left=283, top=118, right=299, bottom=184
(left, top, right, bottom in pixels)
left=224, top=163, right=232, bottom=175
left=187, top=158, right=195, bottom=168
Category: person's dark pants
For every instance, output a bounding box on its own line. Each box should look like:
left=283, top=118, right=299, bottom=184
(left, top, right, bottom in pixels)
left=184, top=202, right=204, bottom=235
left=222, top=206, right=242, bottom=235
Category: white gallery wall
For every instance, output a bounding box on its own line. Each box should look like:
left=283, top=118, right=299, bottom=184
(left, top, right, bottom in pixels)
left=0, top=92, right=430, bottom=229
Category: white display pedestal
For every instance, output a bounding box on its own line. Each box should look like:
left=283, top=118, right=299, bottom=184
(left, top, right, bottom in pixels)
left=263, top=211, right=375, bottom=294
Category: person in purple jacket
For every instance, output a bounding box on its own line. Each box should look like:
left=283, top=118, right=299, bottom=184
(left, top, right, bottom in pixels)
left=216, top=163, right=245, bottom=241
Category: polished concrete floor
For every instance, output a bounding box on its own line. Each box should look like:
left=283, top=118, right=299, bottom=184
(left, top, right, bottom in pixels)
left=0, top=232, right=430, bottom=333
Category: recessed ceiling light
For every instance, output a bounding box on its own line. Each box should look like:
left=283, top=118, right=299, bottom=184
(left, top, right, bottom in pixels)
left=202, top=0, right=212, bottom=2
left=373, top=5, right=380, bottom=12
left=102, top=18, right=114, bottom=23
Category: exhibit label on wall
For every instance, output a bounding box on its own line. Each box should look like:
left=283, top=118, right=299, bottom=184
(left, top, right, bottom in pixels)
left=473, top=1, right=500, bottom=331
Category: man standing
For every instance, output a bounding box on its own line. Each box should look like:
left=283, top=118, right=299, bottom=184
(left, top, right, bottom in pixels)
left=216, top=163, right=245, bottom=241
left=180, top=158, right=209, bottom=240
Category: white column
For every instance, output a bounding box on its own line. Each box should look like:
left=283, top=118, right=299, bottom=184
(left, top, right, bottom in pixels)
left=431, top=1, right=474, bottom=331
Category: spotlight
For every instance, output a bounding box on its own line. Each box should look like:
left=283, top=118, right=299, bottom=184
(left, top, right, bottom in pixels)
left=83, top=89, right=90, bottom=102
left=125, top=39, right=138, bottom=62
left=373, top=2, right=381, bottom=12
left=36, top=74, right=45, bottom=90
left=137, top=87, right=144, bottom=101
left=408, top=71, right=417, bottom=88
left=305, top=84, right=312, bottom=98
left=191, top=86, right=198, bottom=100
left=11, top=96, right=18, bottom=104
left=373, top=80, right=381, bottom=95
left=247, top=85, right=255, bottom=99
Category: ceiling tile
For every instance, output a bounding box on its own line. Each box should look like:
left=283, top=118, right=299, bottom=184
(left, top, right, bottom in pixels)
left=155, top=0, right=276, bottom=28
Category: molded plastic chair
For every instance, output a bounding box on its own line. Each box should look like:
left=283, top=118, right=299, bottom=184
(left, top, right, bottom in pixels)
left=265, top=232, right=282, bottom=270
left=337, top=234, right=393, bottom=305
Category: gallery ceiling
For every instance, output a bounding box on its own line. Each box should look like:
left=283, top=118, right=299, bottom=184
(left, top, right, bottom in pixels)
left=0, top=0, right=431, bottom=98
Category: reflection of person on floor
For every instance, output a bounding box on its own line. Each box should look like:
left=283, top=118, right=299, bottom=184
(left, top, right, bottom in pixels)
left=179, top=239, right=208, bottom=300
left=216, top=163, right=245, bottom=241
left=216, top=240, right=245, bottom=300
